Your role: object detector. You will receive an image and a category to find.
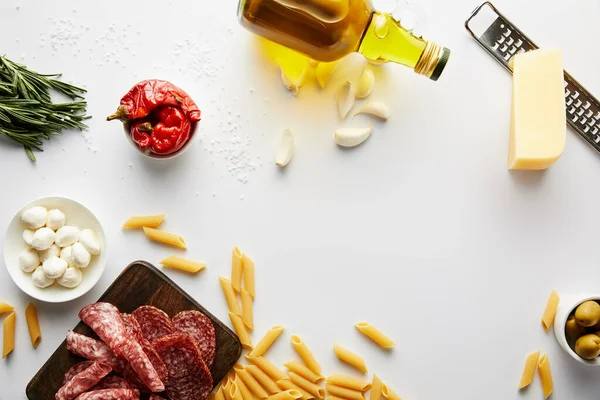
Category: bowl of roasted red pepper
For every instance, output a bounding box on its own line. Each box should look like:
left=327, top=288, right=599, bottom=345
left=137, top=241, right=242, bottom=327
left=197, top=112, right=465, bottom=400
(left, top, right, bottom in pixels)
left=107, top=79, right=201, bottom=158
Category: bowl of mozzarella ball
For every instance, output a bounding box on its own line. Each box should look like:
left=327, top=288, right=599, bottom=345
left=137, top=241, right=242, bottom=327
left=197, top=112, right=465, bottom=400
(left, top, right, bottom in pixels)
left=3, top=197, right=107, bottom=303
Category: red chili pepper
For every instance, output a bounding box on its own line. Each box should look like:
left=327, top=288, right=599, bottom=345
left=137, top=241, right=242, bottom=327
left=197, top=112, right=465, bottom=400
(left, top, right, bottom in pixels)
left=130, top=120, right=151, bottom=150
left=139, top=106, right=191, bottom=155
left=106, top=79, right=201, bottom=123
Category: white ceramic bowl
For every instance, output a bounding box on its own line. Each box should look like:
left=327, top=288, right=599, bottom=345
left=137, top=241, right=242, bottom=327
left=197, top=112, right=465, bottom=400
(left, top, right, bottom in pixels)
left=123, top=121, right=198, bottom=160
left=554, top=294, right=600, bottom=366
left=3, top=197, right=107, bottom=303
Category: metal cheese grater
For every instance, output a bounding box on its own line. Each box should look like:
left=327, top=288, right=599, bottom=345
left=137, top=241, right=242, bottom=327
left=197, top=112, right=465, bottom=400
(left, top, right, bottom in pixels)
left=465, top=2, right=600, bottom=153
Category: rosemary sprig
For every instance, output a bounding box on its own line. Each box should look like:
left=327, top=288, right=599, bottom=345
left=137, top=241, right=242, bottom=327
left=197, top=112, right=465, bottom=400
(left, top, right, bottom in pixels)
left=0, top=55, right=90, bottom=161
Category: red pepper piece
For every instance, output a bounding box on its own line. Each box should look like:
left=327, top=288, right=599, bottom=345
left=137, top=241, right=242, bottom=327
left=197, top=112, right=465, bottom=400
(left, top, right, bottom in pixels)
left=130, top=120, right=151, bottom=150
left=139, top=106, right=191, bottom=155
left=107, top=80, right=201, bottom=123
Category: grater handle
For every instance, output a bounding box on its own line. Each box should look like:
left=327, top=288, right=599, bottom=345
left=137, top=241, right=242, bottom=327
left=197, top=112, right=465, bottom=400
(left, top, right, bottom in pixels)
left=465, top=2, right=600, bottom=154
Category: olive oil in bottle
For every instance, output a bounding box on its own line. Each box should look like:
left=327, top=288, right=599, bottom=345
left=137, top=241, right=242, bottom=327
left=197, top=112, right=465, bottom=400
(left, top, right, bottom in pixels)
left=238, top=0, right=450, bottom=80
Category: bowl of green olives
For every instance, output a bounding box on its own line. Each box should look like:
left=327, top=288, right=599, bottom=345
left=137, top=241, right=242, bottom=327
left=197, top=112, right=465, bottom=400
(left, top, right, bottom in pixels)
left=555, top=295, right=600, bottom=365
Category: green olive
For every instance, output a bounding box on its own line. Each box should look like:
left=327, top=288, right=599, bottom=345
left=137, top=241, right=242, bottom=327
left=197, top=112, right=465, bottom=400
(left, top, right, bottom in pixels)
left=575, top=301, right=600, bottom=327
left=575, top=334, right=600, bottom=359
left=566, top=316, right=585, bottom=342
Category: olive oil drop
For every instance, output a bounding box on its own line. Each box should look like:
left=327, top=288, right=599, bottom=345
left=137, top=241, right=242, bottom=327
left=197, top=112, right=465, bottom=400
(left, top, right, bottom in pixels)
left=238, top=0, right=450, bottom=80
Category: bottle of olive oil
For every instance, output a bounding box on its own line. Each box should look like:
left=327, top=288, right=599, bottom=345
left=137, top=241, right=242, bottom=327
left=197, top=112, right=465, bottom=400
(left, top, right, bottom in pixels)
left=238, top=0, right=450, bottom=81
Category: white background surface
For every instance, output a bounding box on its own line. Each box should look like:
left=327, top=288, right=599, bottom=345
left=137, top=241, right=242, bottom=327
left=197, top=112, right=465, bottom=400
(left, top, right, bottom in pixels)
left=1, top=0, right=600, bottom=399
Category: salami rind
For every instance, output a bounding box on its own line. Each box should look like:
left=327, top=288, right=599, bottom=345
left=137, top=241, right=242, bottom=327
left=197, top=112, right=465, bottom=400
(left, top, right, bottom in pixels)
left=55, top=362, right=112, bottom=400
left=62, top=361, right=94, bottom=386
left=66, top=331, right=120, bottom=369
left=154, top=334, right=213, bottom=400
left=122, top=313, right=144, bottom=343
left=132, top=306, right=174, bottom=343
left=172, top=310, right=216, bottom=368
left=74, top=388, right=137, bottom=400
left=79, top=303, right=165, bottom=393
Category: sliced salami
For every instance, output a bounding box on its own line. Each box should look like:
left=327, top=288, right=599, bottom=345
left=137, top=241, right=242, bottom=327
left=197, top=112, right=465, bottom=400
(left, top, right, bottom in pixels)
left=172, top=310, right=216, bottom=368
left=62, top=361, right=95, bottom=386
left=55, top=362, right=112, bottom=400
left=66, top=331, right=120, bottom=369
left=74, top=388, right=138, bottom=400
left=78, top=303, right=127, bottom=352
left=90, top=375, right=132, bottom=392
left=149, top=394, right=166, bottom=400
left=122, top=313, right=144, bottom=343
left=142, top=342, right=169, bottom=384
left=154, top=334, right=213, bottom=400
left=79, top=303, right=165, bottom=393
left=132, top=306, right=174, bottom=343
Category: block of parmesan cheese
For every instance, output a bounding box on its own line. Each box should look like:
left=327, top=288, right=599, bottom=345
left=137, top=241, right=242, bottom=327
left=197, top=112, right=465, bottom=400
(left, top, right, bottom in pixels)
left=508, top=49, right=566, bottom=170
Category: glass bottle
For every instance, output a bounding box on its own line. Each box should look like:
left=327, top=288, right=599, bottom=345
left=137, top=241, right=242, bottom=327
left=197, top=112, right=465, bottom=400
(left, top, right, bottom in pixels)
left=237, top=0, right=450, bottom=81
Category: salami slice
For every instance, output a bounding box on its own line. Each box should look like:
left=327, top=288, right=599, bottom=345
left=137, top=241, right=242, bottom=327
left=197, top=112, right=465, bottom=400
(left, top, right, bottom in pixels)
left=154, top=334, right=213, bottom=400
left=132, top=306, right=174, bottom=343
left=90, top=375, right=132, bottom=392
left=55, top=362, right=112, bottom=400
left=79, top=303, right=165, bottom=393
left=78, top=303, right=127, bottom=352
left=74, top=388, right=137, bottom=400
left=142, top=342, right=169, bottom=384
left=62, top=361, right=94, bottom=386
left=172, top=310, right=216, bottom=368
left=66, top=331, right=120, bottom=369
left=122, top=313, right=144, bottom=343
left=149, top=394, right=166, bottom=400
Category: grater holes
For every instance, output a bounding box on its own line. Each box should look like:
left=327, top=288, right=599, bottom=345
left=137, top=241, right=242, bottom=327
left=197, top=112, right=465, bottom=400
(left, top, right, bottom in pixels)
left=569, top=106, right=576, bottom=114
left=565, top=89, right=571, bottom=98
left=577, top=108, right=585, bottom=117
left=506, top=37, right=514, bottom=46
left=594, top=134, right=600, bottom=143
left=503, top=52, right=511, bottom=61
left=572, top=91, right=580, bottom=100
left=595, top=112, right=600, bottom=120
left=586, top=110, right=593, bottom=118
left=504, top=28, right=512, bottom=37
left=593, top=127, right=599, bottom=135
left=501, top=44, right=508, bottom=52
left=589, top=118, right=596, bottom=126
left=498, top=36, right=506, bottom=44
left=575, top=99, right=582, bottom=108
left=584, top=101, right=591, bottom=109
left=509, top=46, right=517, bottom=54
left=584, top=125, right=590, bottom=133
left=567, top=98, right=574, bottom=106
left=581, top=117, right=588, bottom=124
left=515, top=39, right=523, bottom=47
left=573, top=115, right=579, bottom=122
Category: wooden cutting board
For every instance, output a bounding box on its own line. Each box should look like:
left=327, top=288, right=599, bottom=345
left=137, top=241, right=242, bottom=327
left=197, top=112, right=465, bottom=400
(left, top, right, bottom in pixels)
left=26, top=260, right=242, bottom=400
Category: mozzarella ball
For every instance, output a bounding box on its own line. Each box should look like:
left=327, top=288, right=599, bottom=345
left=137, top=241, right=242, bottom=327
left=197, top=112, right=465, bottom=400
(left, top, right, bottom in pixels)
left=79, top=229, right=101, bottom=255
left=23, top=229, right=35, bottom=246
left=57, top=267, right=82, bottom=288
left=60, top=246, right=75, bottom=267
left=19, top=248, right=40, bottom=273
left=55, top=226, right=79, bottom=247
left=46, top=209, right=66, bottom=230
left=42, top=256, right=68, bottom=279
left=32, top=227, right=55, bottom=251
left=32, top=266, right=54, bottom=288
left=39, top=244, right=60, bottom=263
left=71, top=243, right=91, bottom=268
left=21, top=206, right=48, bottom=229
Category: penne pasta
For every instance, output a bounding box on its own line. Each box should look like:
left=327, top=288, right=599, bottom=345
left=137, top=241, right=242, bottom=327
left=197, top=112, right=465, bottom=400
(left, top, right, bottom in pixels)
left=284, top=360, right=323, bottom=383
left=538, top=354, right=553, bottom=399
left=370, top=375, right=383, bottom=400
left=229, top=312, right=253, bottom=349
left=247, top=356, right=288, bottom=381
left=246, top=364, right=282, bottom=395
left=236, top=374, right=254, bottom=400
left=235, top=364, right=269, bottom=399
left=541, top=290, right=560, bottom=332
left=160, top=256, right=206, bottom=273
left=277, top=379, right=313, bottom=400
left=122, top=214, right=166, bottom=229
left=220, top=276, right=242, bottom=315
left=518, top=351, right=540, bottom=389
left=0, top=303, right=14, bottom=314
left=269, top=389, right=303, bottom=400
left=249, top=325, right=285, bottom=357
left=2, top=312, right=16, bottom=358
left=289, top=372, right=325, bottom=399
left=143, top=227, right=187, bottom=249
left=214, top=387, right=226, bottom=400
left=232, top=246, right=243, bottom=292
left=355, top=322, right=396, bottom=349
left=291, top=335, right=322, bottom=374
left=25, top=302, right=41, bottom=348
left=381, top=384, right=402, bottom=400
left=326, top=374, right=371, bottom=391
left=333, top=344, right=367, bottom=373
left=325, top=396, right=346, bottom=400
left=222, top=372, right=234, bottom=400
left=325, top=384, right=365, bottom=400
left=242, top=253, right=255, bottom=298
left=241, top=289, right=254, bottom=331
left=231, top=382, right=244, bottom=400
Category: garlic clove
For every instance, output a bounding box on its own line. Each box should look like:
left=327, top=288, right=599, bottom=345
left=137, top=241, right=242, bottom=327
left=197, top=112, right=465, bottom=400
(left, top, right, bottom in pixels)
left=353, top=101, right=390, bottom=120
left=277, top=57, right=309, bottom=96
left=315, top=61, right=338, bottom=88
left=355, top=66, right=375, bottom=99
left=275, top=129, right=295, bottom=167
left=336, top=81, right=355, bottom=119
left=334, top=126, right=373, bottom=147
